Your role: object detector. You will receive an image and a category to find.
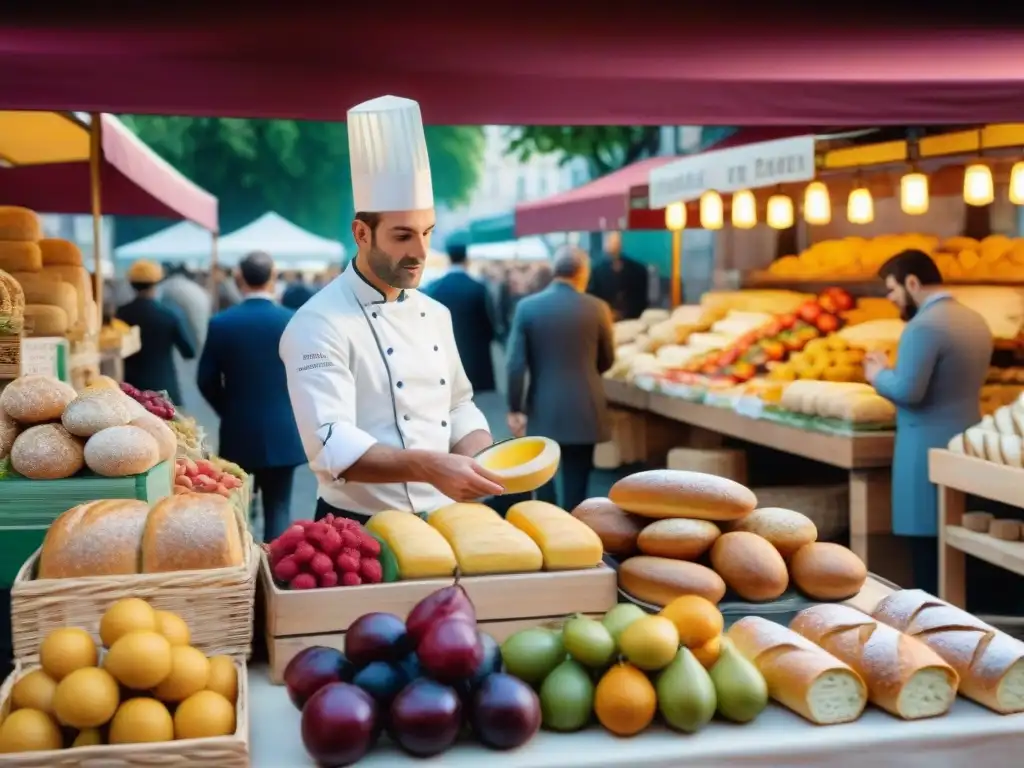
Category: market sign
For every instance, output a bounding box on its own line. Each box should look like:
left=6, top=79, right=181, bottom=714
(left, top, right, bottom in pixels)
left=648, top=135, right=817, bottom=209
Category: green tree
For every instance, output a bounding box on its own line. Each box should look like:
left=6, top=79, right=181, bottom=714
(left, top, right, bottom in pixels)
left=117, top=116, right=485, bottom=245
left=503, top=126, right=662, bottom=177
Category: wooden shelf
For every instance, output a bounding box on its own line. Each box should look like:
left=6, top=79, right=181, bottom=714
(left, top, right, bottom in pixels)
left=928, top=449, right=1024, bottom=508
left=603, top=378, right=649, bottom=410
left=944, top=525, right=1024, bottom=578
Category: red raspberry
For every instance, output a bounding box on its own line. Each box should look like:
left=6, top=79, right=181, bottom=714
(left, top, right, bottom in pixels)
left=340, top=547, right=361, bottom=563
left=305, top=521, right=331, bottom=546
left=268, top=537, right=291, bottom=565
left=335, top=553, right=360, bottom=574
left=309, top=552, right=334, bottom=577
left=290, top=573, right=317, bottom=590
left=320, top=527, right=343, bottom=557
left=359, top=558, right=383, bottom=584
left=340, top=572, right=363, bottom=587
left=319, top=571, right=339, bottom=588
left=271, top=555, right=299, bottom=583
left=292, top=541, right=316, bottom=564
left=357, top=535, right=381, bottom=558
left=339, top=530, right=361, bottom=549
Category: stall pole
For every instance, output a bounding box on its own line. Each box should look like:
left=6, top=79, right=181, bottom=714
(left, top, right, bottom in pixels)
left=670, top=228, right=683, bottom=307
left=89, top=113, right=104, bottom=326
left=208, top=233, right=220, bottom=310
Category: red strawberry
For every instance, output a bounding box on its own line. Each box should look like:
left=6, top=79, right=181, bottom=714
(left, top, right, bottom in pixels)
left=340, top=547, right=361, bottom=563
left=292, top=541, right=316, bottom=564
left=319, top=571, right=339, bottom=588
left=359, top=559, right=383, bottom=584
left=335, top=552, right=360, bottom=574
left=272, top=555, right=299, bottom=583
left=305, top=522, right=330, bottom=547
left=268, top=537, right=291, bottom=565
left=320, top=527, right=343, bottom=557
left=290, top=573, right=317, bottom=590
left=309, top=553, right=334, bottom=577
left=340, top=572, right=362, bottom=587
left=276, top=525, right=305, bottom=551
left=339, top=530, right=361, bottom=549
left=357, top=535, right=381, bottom=558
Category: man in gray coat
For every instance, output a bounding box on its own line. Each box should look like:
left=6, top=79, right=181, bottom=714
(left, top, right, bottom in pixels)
left=865, top=249, right=991, bottom=594
left=506, top=248, right=616, bottom=511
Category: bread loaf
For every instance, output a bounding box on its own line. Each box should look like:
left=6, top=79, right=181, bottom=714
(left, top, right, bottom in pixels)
left=790, top=542, right=867, bottom=601
left=637, top=518, right=720, bottom=560
left=609, top=469, right=757, bottom=521
left=23, top=304, right=69, bottom=336
left=0, top=270, right=24, bottom=316
left=41, top=265, right=92, bottom=332
left=0, top=242, right=42, bottom=273
left=872, top=589, right=1024, bottom=713
left=62, top=391, right=132, bottom=437
left=0, top=374, right=77, bottom=423
left=571, top=497, right=645, bottom=556
left=142, top=493, right=244, bottom=572
left=84, top=425, right=160, bottom=477
left=20, top=279, right=78, bottom=327
left=129, top=412, right=177, bottom=463
left=38, top=239, right=83, bottom=267
left=0, top=409, right=19, bottom=460
left=38, top=500, right=150, bottom=579
left=618, top=555, right=726, bottom=606
left=10, top=424, right=84, bottom=479
left=0, top=207, right=41, bottom=241
left=730, top=507, right=817, bottom=558
left=728, top=616, right=867, bottom=725
left=710, top=531, right=789, bottom=602
left=962, top=511, right=993, bottom=533
left=790, top=603, right=958, bottom=719
left=989, top=519, right=1020, bottom=541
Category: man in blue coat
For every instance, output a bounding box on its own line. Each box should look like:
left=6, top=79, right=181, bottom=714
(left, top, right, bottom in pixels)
left=865, top=249, right=992, bottom=594
left=424, top=244, right=496, bottom=393
left=198, top=251, right=307, bottom=540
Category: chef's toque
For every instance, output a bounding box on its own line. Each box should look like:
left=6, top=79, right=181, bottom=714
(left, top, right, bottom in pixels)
left=348, top=95, right=434, bottom=213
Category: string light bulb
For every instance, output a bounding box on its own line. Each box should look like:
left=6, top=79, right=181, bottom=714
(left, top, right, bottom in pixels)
left=731, top=190, right=757, bottom=229
left=803, top=182, right=831, bottom=225
left=699, top=191, right=723, bottom=230
left=665, top=201, right=687, bottom=231
left=900, top=172, right=929, bottom=215
left=766, top=194, right=794, bottom=230
left=847, top=188, right=874, bottom=224
left=963, top=164, right=994, bottom=206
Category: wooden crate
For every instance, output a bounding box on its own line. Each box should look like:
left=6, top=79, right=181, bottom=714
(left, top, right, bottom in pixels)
left=261, top=553, right=618, bottom=684
left=0, top=334, right=19, bottom=379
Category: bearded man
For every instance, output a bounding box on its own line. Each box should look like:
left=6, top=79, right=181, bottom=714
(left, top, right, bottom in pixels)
left=280, top=95, right=503, bottom=525
left=863, top=248, right=991, bottom=593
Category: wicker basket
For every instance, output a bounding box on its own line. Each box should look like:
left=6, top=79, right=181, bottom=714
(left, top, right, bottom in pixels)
left=10, top=535, right=259, bottom=663
left=0, top=659, right=249, bottom=767
left=749, top=484, right=850, bottom=541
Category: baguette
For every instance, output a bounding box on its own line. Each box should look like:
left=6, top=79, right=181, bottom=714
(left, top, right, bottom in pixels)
left=790, top=603, right=958, bottom=719
left=871, top=589, right=1024, bottom=713
left=728, top=616, right=867, bottom=724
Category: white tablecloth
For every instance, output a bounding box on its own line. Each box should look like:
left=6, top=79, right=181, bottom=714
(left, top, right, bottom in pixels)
left=248, top=665, right=1024, bottom=767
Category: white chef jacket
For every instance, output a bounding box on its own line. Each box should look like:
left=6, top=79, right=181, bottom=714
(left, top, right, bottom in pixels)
left=279, top=263, right=490, bottom=515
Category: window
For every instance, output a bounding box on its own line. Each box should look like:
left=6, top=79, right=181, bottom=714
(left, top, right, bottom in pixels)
left=516, top=175, right=527, bottom=201
left=538, top=175, right=548, bottom=196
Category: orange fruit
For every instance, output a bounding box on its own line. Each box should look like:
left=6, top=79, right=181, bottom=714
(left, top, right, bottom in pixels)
left=692, top=635, right=721, bottom=669
left=658, top=594, right=723, bottom=648
left=594, top=662, right=656, bottom=737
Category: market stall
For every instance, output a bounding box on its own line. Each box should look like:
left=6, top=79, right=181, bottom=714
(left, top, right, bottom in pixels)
left=215, top=211, right=344, bottom=269
left=0, top=111, right=219, bottom=386
left=114, top=221, right=217, bottom=270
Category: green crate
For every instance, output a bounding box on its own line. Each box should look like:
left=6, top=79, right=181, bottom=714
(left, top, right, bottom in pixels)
left=0, top=460, right=174, bottom=588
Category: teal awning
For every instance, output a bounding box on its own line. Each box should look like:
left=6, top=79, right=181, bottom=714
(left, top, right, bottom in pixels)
left=468, top=211, right=516, bottom=244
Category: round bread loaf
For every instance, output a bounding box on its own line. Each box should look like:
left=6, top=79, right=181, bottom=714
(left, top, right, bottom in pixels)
left=142, top=493, right=244, bottom=572
left=609, top=469, right=757, bottom=521
left=0, top=374, right=77, bottom=424
left=570, top=497, right=645, bottom=555
left=731, top=507, right=818, bottom=559
left=789, top=542, right=867, bottom=601
left=0, top=409, right=19, bottom=459
left=61, top=391, right=132, bottom=437
left=618, top=555, right=726, bottom=607
left=10, top=424, right=84, bottom=479
left=84, top=425, right=160, bottom=477
left=129, top=412, right=177, bottom=463
left=710, top=531, right=789, bottom=602
left=637, top=518, right=720, bottom=560
left=38, top=499, right=150, bottom=579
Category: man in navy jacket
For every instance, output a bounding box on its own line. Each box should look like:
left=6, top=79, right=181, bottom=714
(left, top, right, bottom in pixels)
left=198, top=251, right=307, bottom=540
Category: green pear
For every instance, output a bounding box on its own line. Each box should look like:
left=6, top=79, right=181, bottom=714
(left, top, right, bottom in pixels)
left=539, top=658, right=595, bottom=732
left=655, top=647, right=717, bottom=733
left=563, top=614, right=617, bottom=669
left=708, top=637, right=768, bottom=724
left=500, top=628, right=566, bottom=685
left=601, top=603, right=647, bottom=643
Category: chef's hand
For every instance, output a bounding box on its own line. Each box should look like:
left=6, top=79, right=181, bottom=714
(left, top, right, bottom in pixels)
left=507, top=412, right=527, bottom=438
left=863, top=351, right=888, bottom=384
left=425, top=453, right=505, bottom=502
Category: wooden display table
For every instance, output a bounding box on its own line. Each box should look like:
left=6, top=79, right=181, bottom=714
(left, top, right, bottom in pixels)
left=931, top=449, right=1024, bottom=608
left=604, top=381, right=896, bottom=571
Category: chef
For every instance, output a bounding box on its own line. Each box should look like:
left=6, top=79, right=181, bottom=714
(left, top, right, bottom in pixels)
left=280, top=95, right=504, bottom=523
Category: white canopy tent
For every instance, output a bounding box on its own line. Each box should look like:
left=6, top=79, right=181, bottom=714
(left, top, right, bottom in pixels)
left=114, top=221, right=215, bottom=268
left=467, top=237, right=550, bottom=262
left=216, top=212, right=345, bottom=269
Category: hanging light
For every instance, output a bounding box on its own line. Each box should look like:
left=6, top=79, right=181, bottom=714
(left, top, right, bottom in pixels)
left=964, top=164, right=994, bottom=206
left=665, top=201, right=687, bottom=231
left=847, top=187, right=874, bottom=224
left=1011, top=162, right=1024, bottom=205
left=699, top=191, right=724, bottom=230
left=803, top=182, right=831, bottom=225
left=731, top=190, right=757, bottom=229
left=900, top=172, right=930, bottom=215
left=766, top=193, right=794, bottom=229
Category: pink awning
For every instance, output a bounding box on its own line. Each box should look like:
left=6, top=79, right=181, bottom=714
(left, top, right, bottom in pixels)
left=0, top=11, right=1022, bottom=124
left=515, top=157, right=678, bottom=237
left=0, top=114, right=219, bottom=232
